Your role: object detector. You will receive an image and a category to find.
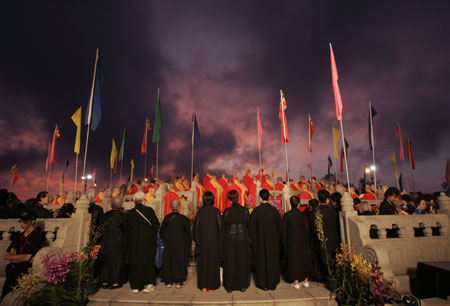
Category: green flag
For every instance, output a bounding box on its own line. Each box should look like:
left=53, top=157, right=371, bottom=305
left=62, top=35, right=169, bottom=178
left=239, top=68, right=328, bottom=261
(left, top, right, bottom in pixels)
left=119, top=128, right=128, bottom=161
left=152, top=89, right=161, bottom=143
left=344, top=137, right=349, bottom=158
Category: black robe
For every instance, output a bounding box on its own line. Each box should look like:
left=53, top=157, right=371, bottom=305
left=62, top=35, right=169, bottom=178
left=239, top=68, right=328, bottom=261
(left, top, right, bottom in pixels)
left=281, top=208, right=312, bottom=283
left=193, top=205, right=223, bottom=290
left=309, top=204, right=339, bottom=282
left=160, top=212, right=191, bottom=284
left=126, top=204, right=160, bottom=290
left=222, top=202, right=250, bottom=291
left=98, top=209, right=127, bottom=286
left=250, top=202, right=281, bottom=290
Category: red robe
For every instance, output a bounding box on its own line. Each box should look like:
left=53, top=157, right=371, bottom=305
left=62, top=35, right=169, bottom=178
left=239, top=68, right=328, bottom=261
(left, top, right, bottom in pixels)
left=275, top=182, right=284, bottom=200
left=218, top=177, right=228, bottom=190
left=299, top=190, right=314, bottom=200
left=183, top=182, right=191, bottom=191
left=298, top=206, right=308, bottom=213
left=144, top=183, right=157, bottom=193
left=290, top=182, right=300, bottom=191
left=256, top=173, right=265, bottom=182
left=351, top=192, right=359, bottom=199
left=208, top=180, right=224, bottom=212
left=313, top=182, right=321, bottom=191
left=196, top=183, right=205, bottom=201
left=299, top=181, right=311, bottom=191
left=202, top=174, right=212, bottom=191
left=362, top=191, right=377, bottom=200
left=224, top=183, right=243, bottom=208
left=247, top=181, right=257, bottom=207
left=262, top=180, right=274, bottom=190
left=126, top=185, right=139, bottom=195
left=164, top=190, right=180, bottom=216
left=243, top=174, right=252, bottom=188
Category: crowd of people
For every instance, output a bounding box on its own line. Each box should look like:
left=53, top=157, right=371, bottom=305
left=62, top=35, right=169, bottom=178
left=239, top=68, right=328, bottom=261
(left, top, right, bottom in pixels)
left=0, top=169, right=443, bottom=298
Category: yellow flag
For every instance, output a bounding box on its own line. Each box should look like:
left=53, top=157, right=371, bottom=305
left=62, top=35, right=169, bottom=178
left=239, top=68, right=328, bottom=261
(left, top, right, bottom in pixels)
left=110, top=139, right=117, bottom=169
left=332, top=127, right=341, bottom=159
left=130, top=158, right=135, bottom=182
left=391, top=152, right=399, bottom=181
left=71, top=106, right=82, bottom=154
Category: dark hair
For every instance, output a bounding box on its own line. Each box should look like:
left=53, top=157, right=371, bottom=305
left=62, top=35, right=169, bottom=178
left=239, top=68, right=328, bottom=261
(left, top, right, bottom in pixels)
left=353, top=198, right=361, bottom=205
left=227, top=190, right=239, bottom=203
left=401, top=194, right=411, bottom=202
left=36, top=191, right=48, bottom=202
left=290, top=196, right=300, bottom=208
left=318, top=190, right=330, bottom=204
left=259, top=189, right=270, bottom=201
left=202, top=191, right=215, bottom=206
left=61, top=203, right=75, bottom=214
left=136, top=180, right=142, bottom=185
left=384, top=187, right=400, bottom=199
left=413, top=196, right=425, bottom=207
left=330, top=192, right=342, bottom=205
left=308, top=199, right=319, bottom=209
left=312, top=176, right=317, bottom=180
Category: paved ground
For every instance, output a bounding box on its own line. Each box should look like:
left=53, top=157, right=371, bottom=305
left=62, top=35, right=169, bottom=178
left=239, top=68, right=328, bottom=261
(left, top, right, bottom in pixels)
left=88, top=269, right=338, bottom=306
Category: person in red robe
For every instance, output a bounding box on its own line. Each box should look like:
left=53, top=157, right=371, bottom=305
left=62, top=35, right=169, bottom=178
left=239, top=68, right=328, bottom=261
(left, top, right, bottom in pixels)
left=144, top=180, right=157, bottom=193
left=256, top=169, right=265, bottom=183
left=202, top=170, right=213, bottom=191
left=262, top=175, right=274, bottom=190
left=299, top=185, right=314, bottom=200
left=242, top=169, right=252, bottom=189
left=275, top=177, right=284, bottom=191
left=247, top=177, right=257, bottom=208
left=164, top=183, right=180, bottom=216
left=208, top=176, right=224, bottom=212
left=182, top=179, right=191, bottom=191
left=126, top=184, right=139, bottom=195
left=289, top=179, right=300, bottom=191
left=224, top=178, right=241, bottom=208
left=299, top=176, right=310, bottom=191
left=350, top=187, right=359, bottom=199
left=311, top=177, right=321, bottom=191
left=218, top=173, right=228, bottom=190
left=362, top=186, right=377, bottom=200
left=196, top=180, right=206, bottom=203
left=174, top=178, right=185, bottom=191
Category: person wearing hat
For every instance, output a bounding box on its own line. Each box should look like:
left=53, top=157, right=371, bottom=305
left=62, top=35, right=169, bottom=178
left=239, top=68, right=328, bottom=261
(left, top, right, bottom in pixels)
left=1, top=210, right=42, bottom=300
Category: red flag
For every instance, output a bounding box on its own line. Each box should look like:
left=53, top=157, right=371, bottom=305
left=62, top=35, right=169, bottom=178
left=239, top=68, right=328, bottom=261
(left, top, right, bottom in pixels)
left=150, top=165, right=155, bottom=178
left=405, top=137, right=415, bottom=170
left=46, top=125, right=60, bottom=173
left=141, top=118, right=151, bottom=155
left=395, top=123, right=404, bottom=161
left=330, top=43, right=343, bottom=122
left=308, top=114, right=314, bottom=152
left=10, top=165, right=18, bottom=188
left=446, top=158, right=450, bottom=185
left=257, top=108, right=263, bottom=149
left=279, top=90, right=289, bottom=144
left=340, top=148, right=344, bottom=172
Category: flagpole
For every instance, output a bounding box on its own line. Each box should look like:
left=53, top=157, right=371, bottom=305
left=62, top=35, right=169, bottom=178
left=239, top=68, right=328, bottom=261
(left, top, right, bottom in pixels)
left=309, top=114, right=312, bottom=182
left=402, top=160, right=410, bottom=192
left=74, top=153, right=79, bottom=193
left=258, top=108, right=262, bottom=180
left=191, top=112, right=195, bottom=184
left=82, top=48, right=99, bottom=190
left=369, top=101, right=377, bottom=193
left=144, top=117, right=148, bottom=180
left=46, top=161, right=52, bottom=192
left=409, top=141, right=416, bottom=191
left=282, top=103, right=289, bottom=185
left=339, top=120, right=351, bottom=189
left=156, top=142, right=159, bottom=182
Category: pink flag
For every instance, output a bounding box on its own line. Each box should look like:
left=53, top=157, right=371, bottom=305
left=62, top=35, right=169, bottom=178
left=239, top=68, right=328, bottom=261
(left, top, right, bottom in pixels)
left=330, top=43, right=343, bottom=122
left=279, top=90, right=289, bottom=144
left=395, top=123, right=405, bottom=161
left=257, top=108, right=262, bottom=149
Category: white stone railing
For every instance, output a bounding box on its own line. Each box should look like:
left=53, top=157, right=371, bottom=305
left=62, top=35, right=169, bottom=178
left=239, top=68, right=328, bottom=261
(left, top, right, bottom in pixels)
left=347, top=214, right=450, bottom=275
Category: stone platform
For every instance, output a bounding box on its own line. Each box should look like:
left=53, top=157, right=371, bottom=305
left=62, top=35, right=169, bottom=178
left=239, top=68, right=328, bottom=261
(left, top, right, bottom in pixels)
left=88, top=270, right=337, bottom=306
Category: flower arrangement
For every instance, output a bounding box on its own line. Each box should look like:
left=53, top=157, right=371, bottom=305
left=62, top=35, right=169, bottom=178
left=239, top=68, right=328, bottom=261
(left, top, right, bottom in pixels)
left=333, top=243, right=394, bottom=306
left=16, top=211, right=108, bottom=305
left=13, top=268, right=41, bottom=301
left=314, top=208, right=334, bottom=278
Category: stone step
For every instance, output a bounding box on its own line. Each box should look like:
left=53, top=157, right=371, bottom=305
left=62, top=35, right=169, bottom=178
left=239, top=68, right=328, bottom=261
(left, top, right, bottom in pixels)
left=88, top=271, right=337, bottom=306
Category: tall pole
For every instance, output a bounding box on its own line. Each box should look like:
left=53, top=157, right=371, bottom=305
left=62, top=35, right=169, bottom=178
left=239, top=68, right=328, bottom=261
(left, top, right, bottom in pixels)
left=144, top=117, right=148, bottom=180
left=82, top=48, right=99, bottom=190
left=339, top=120, right=351, bottom=189
left=46, top=161, right=52, bottom=192
left=281, top=98, right=289, bottom=183
left=402, top=160, right=410, bottom=192
left=156, top=142, right=159, bottom=182
left=369, top=101, right=377, bottom=193
left=191, top=112, right=195, bottom=184
left=74, top=153, right=79, bottom=193
left=308, top=114, right=312, bottom=182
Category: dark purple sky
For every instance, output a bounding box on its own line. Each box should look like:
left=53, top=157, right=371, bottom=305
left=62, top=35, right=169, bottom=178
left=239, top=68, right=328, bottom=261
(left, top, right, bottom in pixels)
left=1, top=1, right=450, bottom=200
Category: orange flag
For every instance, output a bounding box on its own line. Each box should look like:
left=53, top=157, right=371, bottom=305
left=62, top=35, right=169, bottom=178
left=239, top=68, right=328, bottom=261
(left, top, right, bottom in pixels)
left=395, top=122, right=405, bottom=161
left=405, top=137, right=415, bottom=170
left=141, top=118, right=151, bottom=155
left=279, top=90, right=289, bottom=144
left=46, top=125, right=60, bottom=173
left=330, top=43, right=343, bottom=122
left=11, top=165, right=18, bottom=188
left=257, top=107, right=263, bottom=149
left=308, top=114, right=314, bottom=152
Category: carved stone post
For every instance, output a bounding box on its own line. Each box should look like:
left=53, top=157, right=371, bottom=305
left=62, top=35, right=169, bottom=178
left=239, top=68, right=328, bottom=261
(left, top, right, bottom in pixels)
left=438, top=192, right=450, bottom=221
left=72, top=194, right=91, bottom=252
left=283, top=184, right=292, bottom=212
left=67, top=191, right=75, bottom=204
left=256, top=180, right=262, bottom=206
left=376, top=188, right=384, bottom=201
left=191, top=180, right=198, bottom=209
left=103, top=189, right=112, bottom=212
left=339, top=192, right=358, bottom=244
left=336, top=184, right=345, bottom=197
left=155, top=186, right=165, bottom=221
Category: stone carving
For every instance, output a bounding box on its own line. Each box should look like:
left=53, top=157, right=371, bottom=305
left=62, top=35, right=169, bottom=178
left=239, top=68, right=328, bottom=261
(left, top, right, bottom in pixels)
left=362, top=245, right=378, bottom=264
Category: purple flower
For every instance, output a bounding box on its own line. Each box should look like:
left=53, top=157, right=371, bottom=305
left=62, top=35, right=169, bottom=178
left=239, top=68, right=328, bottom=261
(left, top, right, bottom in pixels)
left=41, top=253, right=71, bottom=284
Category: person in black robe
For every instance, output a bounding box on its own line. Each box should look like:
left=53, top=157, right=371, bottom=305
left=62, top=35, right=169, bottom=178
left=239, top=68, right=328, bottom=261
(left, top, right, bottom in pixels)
left=379, top=187, right=400, bottom=215
left=309, top=190, right=339, bottom=284
left=250, top=189, right=281, bottom=291
left=88, top=191, right=104, bottom=227
left=2, top=210, right=42, bottom=300
left=222, top=190, right=250, bottom=293
left=56, top=203, right=74, bottom=218
left=160, top=199, right=191, bottom=289
left=282, top=196, right=312, bottom=289
left=98, top=197, right=127, bottom=289
left=126, top=192, right=160, bottom=293
left=30, top=191, right=53, bottom=218
left=193, top=191, right=223, bottom=292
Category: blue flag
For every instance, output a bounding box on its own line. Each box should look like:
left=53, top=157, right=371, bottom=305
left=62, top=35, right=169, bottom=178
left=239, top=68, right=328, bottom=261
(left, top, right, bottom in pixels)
left=399, top=172, right=403, bottom=191
left=368, top=103, right=377, bottom=151
left=192, top=112, right=200, bottom=149
left=85, top=53, right=105, bottom=131
left=62, top=156, right=70, bottom=183
left=327, top=156, right=333, bottom=176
